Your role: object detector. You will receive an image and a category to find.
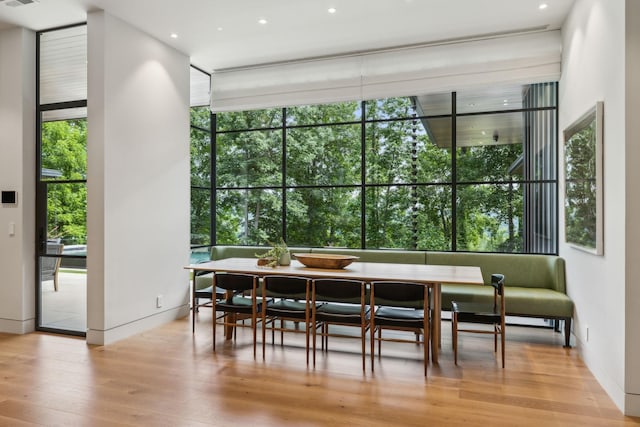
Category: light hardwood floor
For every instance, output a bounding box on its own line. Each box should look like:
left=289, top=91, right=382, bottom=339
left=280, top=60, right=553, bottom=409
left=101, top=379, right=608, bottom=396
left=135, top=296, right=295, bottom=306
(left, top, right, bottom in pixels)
left=0, top=311, right=638, bottom=426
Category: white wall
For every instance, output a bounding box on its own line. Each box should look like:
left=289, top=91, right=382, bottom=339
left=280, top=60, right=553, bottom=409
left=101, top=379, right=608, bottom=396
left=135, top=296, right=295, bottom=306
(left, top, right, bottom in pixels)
left=624, top=0, right=640, bottom=414
left=0, top=28, right=36, bottom=334
left=86, top=11, right=191, bottom=345
left=560, top=0, right=640, bottom=415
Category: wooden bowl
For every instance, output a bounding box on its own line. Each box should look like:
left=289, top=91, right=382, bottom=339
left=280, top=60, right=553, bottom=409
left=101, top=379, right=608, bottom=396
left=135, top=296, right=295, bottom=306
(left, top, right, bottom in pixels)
left=292, top=253, right=359, bottom=269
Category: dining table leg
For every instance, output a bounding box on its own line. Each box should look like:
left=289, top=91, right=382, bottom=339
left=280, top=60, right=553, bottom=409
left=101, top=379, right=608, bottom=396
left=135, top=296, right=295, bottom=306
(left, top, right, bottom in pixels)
left=431, top=283, right=441, bottom=364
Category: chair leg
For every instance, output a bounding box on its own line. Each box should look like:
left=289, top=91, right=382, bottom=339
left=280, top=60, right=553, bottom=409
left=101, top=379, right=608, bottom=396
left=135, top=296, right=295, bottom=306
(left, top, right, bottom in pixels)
left=252, top=313, right=257, bottom=360
left=213, top=313, right=218, bottom=352
left=370, top=324, right=376, bottom=372
left=501, top=327, right=505, bottom=368
left=361, top=323, right=366, bottom=372
left=280, top=319, right=284, bottom=346
left=564, top=318, right=572, bottom=348
left=262, top=315, right=267, bottom=360
left=312, top=320, right=317, bottom=367
left=494, top=324, right=498, bottom=353
left=452, top=312, right=458, bottom=365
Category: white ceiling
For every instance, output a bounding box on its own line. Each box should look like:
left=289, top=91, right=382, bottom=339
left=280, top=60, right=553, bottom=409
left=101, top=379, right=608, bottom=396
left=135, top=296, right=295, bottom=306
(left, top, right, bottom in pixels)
left=0, top=0, right=575, bottom=73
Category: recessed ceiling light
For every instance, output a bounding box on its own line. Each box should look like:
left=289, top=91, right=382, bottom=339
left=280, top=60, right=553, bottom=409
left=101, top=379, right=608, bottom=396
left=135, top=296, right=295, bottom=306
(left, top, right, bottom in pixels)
left=217, top=27, right=223, bottom=31
left=539, top=3, right=548, bottom=10
left=170, top=33, right=178, bottom=39
left=328, top=7, right=337, bottom=14
left=258, top=18, right=268, bottom=24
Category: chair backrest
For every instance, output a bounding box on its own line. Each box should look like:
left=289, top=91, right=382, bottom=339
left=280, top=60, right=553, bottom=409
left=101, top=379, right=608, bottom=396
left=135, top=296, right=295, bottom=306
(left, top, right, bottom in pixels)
left=263, top=275, right=310, bottom=297
left=491, top=273, right=506, bottom=315
left=491, top=273, right=505, bottom=295
left=370, top=281, right=429, bottom=305
left=42, top=243, right=64, bottom=278
left=214, top=273, right=258, bottom=303
left=313, top=278, right=365, bottom=303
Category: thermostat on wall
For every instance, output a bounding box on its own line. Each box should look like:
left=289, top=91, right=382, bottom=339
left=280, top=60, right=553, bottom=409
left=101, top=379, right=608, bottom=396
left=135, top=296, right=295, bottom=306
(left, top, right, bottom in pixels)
left=1, top=191, right=17, bottom=204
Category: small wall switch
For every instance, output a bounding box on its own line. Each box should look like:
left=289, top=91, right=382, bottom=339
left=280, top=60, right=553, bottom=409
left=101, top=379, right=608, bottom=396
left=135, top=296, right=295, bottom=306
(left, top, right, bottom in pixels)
left=8, top=222, right=15, bottom=236
left=585, top=325, right=589, bottom=343
left=156, top=295, right=163, bottom=308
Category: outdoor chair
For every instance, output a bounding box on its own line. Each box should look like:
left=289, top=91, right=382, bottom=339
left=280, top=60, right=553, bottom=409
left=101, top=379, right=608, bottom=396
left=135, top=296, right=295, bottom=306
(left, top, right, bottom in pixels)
left=42, top=242, right=64, bottom=291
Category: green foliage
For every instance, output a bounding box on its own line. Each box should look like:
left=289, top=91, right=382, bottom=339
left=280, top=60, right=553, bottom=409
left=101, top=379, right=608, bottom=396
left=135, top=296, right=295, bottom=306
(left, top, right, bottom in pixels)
left=41, top=119, right=87, bottom=244
left=193, top=96, right=542, bottom=252
left=565, top=123, right=597, bottom=248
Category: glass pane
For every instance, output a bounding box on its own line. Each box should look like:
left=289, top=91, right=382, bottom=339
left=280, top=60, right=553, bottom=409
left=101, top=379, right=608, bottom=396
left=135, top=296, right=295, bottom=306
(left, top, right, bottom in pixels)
left=287, top=124, right=360, bottom=186
left=216, top=129, right=282, bottom=187
left=216, top=189, right=283, bottom=245
left=416, top=185, right=452, bottom=251
left=365, top=186, right=414, bottom=249
left=524, top=109, right=557, bottom=181
left=191, top=128, right=211, bottom=187
left=365, top=97, right=420, bottom=120
left=456, top=183, right=523, bottom=252
left=190, top=67, right=210, bottom=107
left=456, top=112, right=523, bottom=182
left=523, top=182, right=557, bottom=254
left=413, top=92, right=452, bottom=116
left=286, top=101, right=361, bottom=125
left=191, top=106, right=211, bottom=129
left=216, top=108, right=283, bottom=132
left=366, top=117, right=451, bottom=184
left=286, top=187, right=360, bottom=247
left=46, top=182, right=87, bottom=246
left=457, top=84, right=524, bottom=114
left=42, top=107, right=86, bottom=122
left=40, top=25, right=87, bottom=105
left=40, top=256, right=86, bottom=332
left=366, top=185, right=451, bottom=251
left=41, top=117, right=87, bottom=181
left=457, top=82, right=557, bottom=114
left=191, top=188, right=211, bottom=245
left=190, top=247, right=211, bottom=264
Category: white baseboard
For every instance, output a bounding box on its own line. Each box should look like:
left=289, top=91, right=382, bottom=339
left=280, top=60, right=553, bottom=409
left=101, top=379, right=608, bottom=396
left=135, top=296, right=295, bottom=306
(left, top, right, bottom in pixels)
left=86, top=304, right=189, bottom=345
left=0, top=317, right=35, bottom=334
left=625, top=393, right=640, bottom=417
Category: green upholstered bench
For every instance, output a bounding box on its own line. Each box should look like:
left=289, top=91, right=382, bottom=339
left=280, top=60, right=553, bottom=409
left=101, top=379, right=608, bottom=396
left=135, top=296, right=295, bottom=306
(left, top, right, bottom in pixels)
left=194, top=246, right=573, bottom=347
left=427, top=251, right=573, bottom=347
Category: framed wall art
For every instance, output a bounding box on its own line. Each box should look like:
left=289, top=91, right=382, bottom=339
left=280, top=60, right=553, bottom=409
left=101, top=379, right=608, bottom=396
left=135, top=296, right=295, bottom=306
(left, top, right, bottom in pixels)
left=563, top=101, right=604, bottom=255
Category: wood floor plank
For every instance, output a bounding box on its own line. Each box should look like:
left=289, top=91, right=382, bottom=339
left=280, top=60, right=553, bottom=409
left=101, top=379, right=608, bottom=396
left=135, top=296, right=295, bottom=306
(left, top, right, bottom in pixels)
left=0, top=312, right=638, bottom=426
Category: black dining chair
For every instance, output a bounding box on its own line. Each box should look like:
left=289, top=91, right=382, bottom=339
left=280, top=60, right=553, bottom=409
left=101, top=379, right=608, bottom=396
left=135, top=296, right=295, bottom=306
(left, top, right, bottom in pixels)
left=451, top=273, right=506, bottom=368
left=212, top=272, right=261, bottom=358
left=261, top=275, right=316, bottom=364
left=192, top=270, right=226, bottom=334
left=312, top=278, right=369, bottom=370
left=369, top=281, right=430, bottom=376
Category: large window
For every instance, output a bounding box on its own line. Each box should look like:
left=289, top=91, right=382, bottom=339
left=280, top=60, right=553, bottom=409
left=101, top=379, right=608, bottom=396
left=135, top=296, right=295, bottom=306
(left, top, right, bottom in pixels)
left=192, top=82, right=558, bottom=254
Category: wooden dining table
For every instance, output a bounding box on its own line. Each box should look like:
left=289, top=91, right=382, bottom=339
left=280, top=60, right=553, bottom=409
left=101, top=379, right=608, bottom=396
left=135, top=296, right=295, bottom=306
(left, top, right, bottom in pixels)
left=187, top=257, right=483, bottom=364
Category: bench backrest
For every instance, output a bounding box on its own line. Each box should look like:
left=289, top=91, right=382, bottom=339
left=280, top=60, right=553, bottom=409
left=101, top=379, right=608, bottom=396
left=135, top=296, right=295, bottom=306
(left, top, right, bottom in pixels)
left=211, top=245, right=313, bottom=260
left=309, top=247, right=426, bottom=264
left=426, top=251, right=566, bottom=293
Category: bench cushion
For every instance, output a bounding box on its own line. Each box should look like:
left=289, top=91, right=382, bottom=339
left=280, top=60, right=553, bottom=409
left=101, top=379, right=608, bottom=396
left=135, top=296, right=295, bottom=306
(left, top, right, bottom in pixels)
left=442, top=284, right=573, bottom=318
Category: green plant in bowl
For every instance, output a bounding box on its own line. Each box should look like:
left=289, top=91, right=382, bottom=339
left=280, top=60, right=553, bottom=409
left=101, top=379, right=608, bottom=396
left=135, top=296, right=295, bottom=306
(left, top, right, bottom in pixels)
left=255, top=239, right=289, bottom=268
